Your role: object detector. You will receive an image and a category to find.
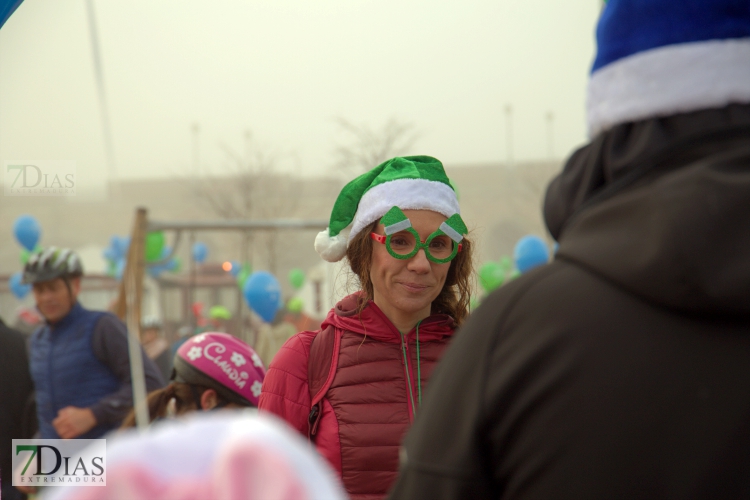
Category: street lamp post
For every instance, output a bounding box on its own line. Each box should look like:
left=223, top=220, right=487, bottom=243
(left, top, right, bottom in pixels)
left=504, top=104, right=514, bottom=167
left=192, top=123, right=201, bottom=177
left=546, top=111, right=555, bottom=160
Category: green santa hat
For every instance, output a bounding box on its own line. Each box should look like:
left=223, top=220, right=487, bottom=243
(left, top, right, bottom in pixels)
left=315, top=155, right=461, bottom=262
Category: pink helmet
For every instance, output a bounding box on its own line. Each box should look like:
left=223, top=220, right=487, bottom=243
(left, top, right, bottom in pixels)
left=173, top=332, right=266, bottom=407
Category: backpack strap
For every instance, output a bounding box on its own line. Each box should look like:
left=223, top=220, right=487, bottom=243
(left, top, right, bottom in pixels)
left=307, top=324, right=341, bottom=440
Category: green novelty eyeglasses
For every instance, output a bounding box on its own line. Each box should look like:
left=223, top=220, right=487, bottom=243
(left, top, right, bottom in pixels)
left=372, top=206, right=468, bottom=264
left=370, top=229, right=462, bottom=264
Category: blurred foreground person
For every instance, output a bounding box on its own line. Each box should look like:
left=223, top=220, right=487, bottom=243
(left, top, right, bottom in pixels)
left=44, top=411, right=346, bottom=500
left=24, top=247, right=165, bottom=439
left=122, top=331, right=265, bottom=426
left=390, top=2, right=750, bottom=499
left=0, top=318, right=35, bottom=500
left=261, top=156, right=473, bottom=499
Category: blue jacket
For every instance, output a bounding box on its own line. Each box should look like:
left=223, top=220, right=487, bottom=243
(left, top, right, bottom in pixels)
left=30, top=302, right=164, bottom=438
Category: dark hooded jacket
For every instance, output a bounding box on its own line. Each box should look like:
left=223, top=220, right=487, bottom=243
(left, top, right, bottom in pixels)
left=388, top=104, right=750, bottom=500
left=0, top=319, right=35, bottom=500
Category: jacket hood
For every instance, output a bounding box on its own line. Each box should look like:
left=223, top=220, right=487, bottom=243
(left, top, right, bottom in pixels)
left=320, top=293, right=456, bottom=342
left=544, top=104, right=750, bottom=316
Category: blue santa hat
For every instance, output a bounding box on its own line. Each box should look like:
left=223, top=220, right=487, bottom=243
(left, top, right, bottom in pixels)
left=587, top=0, right=750, bottom=137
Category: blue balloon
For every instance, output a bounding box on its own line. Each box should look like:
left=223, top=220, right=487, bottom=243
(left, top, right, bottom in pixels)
left=159, top=246, right=172, bottom=260
left=514, top=235, right=550, bottom=274
left=147, top=246, right=174, bottom=278
left=192, top=242, right=208, bottom=263
left=148, top=264, right=166, bottom=278
left=110, top=236, right=130, bottom=259
left=243, top=271, right=281, bottom=323
left=229, top=260, right=241, bottom=277
left=9, top=272, right=31, bottom=299
left=115, top=259, right=126, bottom=281
left=103, top=247, right=118, bottom=262
left=13, top=215, right=41, bottom=251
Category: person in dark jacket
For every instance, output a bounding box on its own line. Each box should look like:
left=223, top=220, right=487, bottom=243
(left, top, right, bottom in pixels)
left=23, top=247, right=165, bottom=440
left=389, top=2, right=750, bottom=499
left=0, top=318, right=35, bottom=500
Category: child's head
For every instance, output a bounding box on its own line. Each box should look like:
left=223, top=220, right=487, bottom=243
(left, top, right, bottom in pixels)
left=171, top=332, right=266, bottom=408
left=123, top=332, right=265, bottom=427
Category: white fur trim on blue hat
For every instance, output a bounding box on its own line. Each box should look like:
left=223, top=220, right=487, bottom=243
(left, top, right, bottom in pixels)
left=348, top=178, right=460, bottom=242
left=587, top=38, right=750, bottom=137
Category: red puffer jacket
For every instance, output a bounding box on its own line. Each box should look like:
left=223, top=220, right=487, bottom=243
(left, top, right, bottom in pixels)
left=259, top=293, right=456, bottom=500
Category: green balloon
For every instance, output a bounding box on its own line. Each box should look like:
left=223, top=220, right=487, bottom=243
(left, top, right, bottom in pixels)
left=470, top=297, right=480, bottom=311
left=237, top=263, right=252, bottom=290
left=288, top=268, right=305, bottom=290
left=499, top=255, right=512, bottom=271
left=287, top=297, right=304, bottom=313
left=144, top=231, right=165, bottom=262
left=478, top=261, right=505, bottom=292
left=508, top=269, right=522, bottom=281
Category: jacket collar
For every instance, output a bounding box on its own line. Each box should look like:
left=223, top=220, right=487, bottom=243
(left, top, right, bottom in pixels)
left=46, top=301, right=85, bottom=331
left=321, top=292, right=456, bottom=342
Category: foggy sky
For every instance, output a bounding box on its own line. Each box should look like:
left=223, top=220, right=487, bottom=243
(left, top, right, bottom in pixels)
left=0, top=0, right=600, bottom=195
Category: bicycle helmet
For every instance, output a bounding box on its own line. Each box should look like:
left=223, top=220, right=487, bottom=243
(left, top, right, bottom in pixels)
left=172, top=332, right=266, bottom=407
left=208, top=305, right=232, bottom=320
left=141, top=315, right=163, bottom=330
left=22, top=246, right=83, bottom=284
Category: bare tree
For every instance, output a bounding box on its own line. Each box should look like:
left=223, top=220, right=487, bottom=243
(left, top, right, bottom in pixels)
left=193, top=132, right=303, bottom=275
left=332, top=117, right=420, bottom=175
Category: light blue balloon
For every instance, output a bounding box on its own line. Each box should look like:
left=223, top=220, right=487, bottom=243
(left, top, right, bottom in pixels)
left=13, top=215, right=41, bottom=251
left=514, top=235, right=550, bottom=274
left=115, top=259, right=126, bottom=281
left=110, top=236, right=130, bottom=259
left=9, top=272, right=31, bottom=299
left=192, top=242, right=208, bottom=263
left=229, top=260, right=241, bottom=277
left=103, top=247, right=118, bottom=262
left=109, top=236, right=120, bottom=256
left=159, top=246, right=172, bottom=260
left=148, top=264, right=166, bottom=278
left=243, top=271, right=281, bottom=323
left=146, top=246, right=174, bottom=278
left=166, top=257, right=180, bottom=272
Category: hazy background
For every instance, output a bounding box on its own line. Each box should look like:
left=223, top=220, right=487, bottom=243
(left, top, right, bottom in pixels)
left=1, top=0, right=600, bottom=190
left=0, top=0, right=602, bottom=326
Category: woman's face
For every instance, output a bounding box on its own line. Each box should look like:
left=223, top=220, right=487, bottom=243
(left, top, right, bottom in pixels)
left=370, top=209, right=451, bottom=329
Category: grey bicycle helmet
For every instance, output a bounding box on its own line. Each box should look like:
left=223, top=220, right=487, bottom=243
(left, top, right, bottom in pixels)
left=22, top=247, right=83, bottom=284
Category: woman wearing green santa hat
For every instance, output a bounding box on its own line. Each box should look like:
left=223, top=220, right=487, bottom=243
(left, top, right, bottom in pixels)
left=259, top=155, right=473, bottom=499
